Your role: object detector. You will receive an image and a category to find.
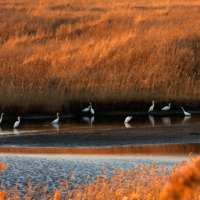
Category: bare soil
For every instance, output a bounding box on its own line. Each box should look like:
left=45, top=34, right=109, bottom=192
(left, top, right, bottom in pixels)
left=0, top=123, right=200, bottom=148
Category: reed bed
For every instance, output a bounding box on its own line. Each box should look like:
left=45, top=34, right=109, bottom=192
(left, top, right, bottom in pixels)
left=0, top=154, right=200, bottom=199
left=1, top=0, right=200, bottom=113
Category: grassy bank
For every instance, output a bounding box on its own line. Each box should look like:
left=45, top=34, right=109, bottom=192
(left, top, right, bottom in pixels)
left=1, top=0, right=200, bottom=114
left=0, top=154, right=200, bottom=199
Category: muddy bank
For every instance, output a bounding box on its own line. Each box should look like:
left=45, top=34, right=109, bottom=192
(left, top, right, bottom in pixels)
left=0, top=142, right=199, bottom=155
left=0, top=123, right=200, bottom=148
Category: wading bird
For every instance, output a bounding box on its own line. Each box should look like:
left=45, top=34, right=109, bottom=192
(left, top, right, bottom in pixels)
left=124, top=116, right=132, bottom=123
left=0, top=113, right=4, bottom=124
left=52, top=113, right=59, bottom=124
left=90, top=103, right=95, bottom=115
left=181, top=107, right=191, bottom=116
left=82, top=105, right=91, bottom=112
left=13, top=117, right=21, bottom=128
left=162, top=103, right=171, bottom=111
left=148, top=100, right=155, bottom=112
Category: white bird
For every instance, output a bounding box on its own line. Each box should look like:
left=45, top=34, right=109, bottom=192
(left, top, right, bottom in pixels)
left=181, top=107, right=191, bottom=116
left=124, top=116, right=132, bottom=123
left=148, top=100, right=154, bottom=112
left=13, top=117, right=21, bottom=128
left=90, top=103, right=95, bottom=115
left=0, top=113, right=4, bottom=124
left=162, top=103, right=171, bottom=111
left=52, top=113, right=59, bottom=124
left=82, top=106, right=91, bottom=112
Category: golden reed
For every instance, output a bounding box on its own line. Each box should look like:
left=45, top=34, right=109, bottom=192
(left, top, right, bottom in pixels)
left=0, top=0, right=200, bottom=114
left=160, top=156, right=200, bottom=200
left=0, top=154, right=200, bottom=199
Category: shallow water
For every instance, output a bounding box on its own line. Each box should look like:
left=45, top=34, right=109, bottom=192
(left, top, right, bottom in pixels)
left=0, top=114, right=199, bottom=135
left=0, top=153, right=190, bottom=194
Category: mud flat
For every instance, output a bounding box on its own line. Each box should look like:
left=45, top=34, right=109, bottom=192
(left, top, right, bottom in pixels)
left=0, top=123, right=199, bottom=149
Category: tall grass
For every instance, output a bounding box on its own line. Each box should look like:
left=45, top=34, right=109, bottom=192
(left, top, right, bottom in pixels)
left=1, top=0, right=200, bottom=113
left=1, top=154, right=200, bottom=199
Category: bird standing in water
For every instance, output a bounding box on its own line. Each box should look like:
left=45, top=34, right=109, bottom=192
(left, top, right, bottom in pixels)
left=162, top=103, right=171, bottom=111
left=52, top=113, right=59, bottom=124
left=13, top=117, right=21, bottom=128
left=148, top=100, right=155, bottom=112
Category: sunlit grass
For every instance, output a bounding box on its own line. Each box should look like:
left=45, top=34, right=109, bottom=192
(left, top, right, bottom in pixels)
left=1, top=0, right=200, bottom=113
left=0, top=154, right=200, bottom=199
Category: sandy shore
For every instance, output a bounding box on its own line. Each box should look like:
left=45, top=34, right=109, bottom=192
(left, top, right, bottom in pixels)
left=0, top=123, right=200, bottom=148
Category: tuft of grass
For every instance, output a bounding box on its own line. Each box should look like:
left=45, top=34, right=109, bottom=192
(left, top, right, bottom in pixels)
left=1, top=154, right=200, bottom=199
left=1, top=0, right=200, bottom=114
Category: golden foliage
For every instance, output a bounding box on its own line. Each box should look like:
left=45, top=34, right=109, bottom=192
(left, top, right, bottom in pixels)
left=0, top=155, right=200, bottom=199
left=0, top=0, right=200, bottom=113
left=160, top=157, right=200, bottom=200
left=0, top=163, right=7, bottom=171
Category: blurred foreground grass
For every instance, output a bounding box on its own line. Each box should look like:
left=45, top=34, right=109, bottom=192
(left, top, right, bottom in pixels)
left=0, top=154, right=200, bottom=199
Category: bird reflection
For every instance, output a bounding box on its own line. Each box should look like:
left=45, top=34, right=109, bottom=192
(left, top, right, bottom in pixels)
left=124, top=122, right=132, bottom=128
left=52, top=123, right=59, bottom=133
left=162, top=117, right=171, bottom=125
left=182, top=116, right=191, bottom=124
left=14, top=128, right=20, bottom=135
left=148, top=115, right=155, bottom=126
left=82, top=116, right=95, bottom=126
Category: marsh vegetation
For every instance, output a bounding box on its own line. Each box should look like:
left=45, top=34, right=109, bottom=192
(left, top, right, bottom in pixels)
left=1, top=0, right=200, bottom=113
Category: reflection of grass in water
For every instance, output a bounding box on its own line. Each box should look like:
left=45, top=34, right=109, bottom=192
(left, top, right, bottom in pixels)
left=1, top=154, right=200, bottom=199
left=1, top=0, right=200, bottom=114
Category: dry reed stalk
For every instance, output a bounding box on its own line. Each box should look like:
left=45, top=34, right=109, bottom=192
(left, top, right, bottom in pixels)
left=0, top=0, right=200, bottom=113
left=159, top=157, right=200, bottom=200
left=1, top=156, right=200, bottom=199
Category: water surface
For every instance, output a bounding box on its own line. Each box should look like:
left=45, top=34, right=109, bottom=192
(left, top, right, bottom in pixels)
left=0, top=153, right=190, bottom=194
left=0, top=114, right=199, bottom=135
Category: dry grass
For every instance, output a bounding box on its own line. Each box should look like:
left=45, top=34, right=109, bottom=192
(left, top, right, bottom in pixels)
left=1, top=154, right=200, bottom=199
left=1, top=0, right=200, bottom=113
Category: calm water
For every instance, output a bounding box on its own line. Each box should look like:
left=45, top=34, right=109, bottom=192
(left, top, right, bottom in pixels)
left=0, top=114, right=199, bottom=135
left=0, top=114, right=198, bottom=196
left=0, top=153, right=190, bottom=194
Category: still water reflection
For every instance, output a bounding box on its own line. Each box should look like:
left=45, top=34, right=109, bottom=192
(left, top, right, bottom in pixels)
left=0, top=114, right=199, bottom=135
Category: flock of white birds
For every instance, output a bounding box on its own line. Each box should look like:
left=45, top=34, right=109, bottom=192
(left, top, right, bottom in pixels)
left=0, top=103, right=95, bottom=129
left=124, top=100, right=191, bottom=124
left=0, top=101, right=192, bottom=128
